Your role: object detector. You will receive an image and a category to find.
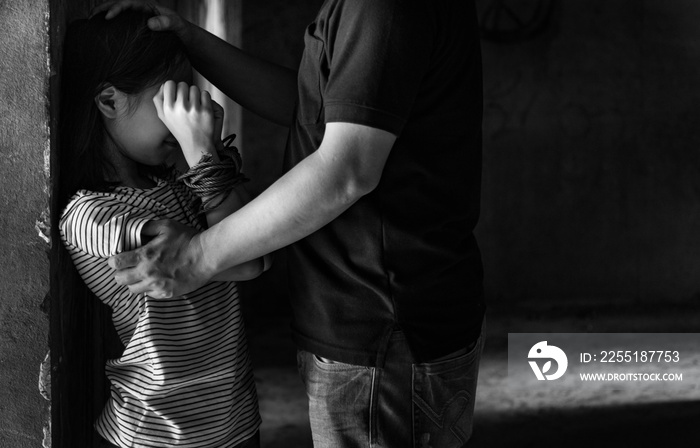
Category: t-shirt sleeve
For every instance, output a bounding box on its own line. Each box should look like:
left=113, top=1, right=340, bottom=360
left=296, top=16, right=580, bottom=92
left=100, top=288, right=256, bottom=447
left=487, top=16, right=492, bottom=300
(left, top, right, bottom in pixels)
left=322, top=0, right=433, bottom=135
left=59, top=193, right=156, bottom=258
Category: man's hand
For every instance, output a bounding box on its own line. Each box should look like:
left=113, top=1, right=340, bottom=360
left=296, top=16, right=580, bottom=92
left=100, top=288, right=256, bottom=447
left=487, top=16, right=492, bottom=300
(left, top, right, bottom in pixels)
left=91, top=1, right=192, bottom=43
left=108, top=219, right=211, bottom=298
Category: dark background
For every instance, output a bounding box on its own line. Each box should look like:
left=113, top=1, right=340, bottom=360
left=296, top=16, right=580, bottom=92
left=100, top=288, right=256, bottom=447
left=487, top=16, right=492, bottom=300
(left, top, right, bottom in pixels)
left=235, top=0, right=700, bottom=316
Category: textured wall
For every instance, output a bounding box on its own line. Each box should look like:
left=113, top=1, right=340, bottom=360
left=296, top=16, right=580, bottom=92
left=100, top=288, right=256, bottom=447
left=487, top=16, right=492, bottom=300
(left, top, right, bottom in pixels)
left=0, top=0, right=51, bottom=446
left=476, top=0, right=700, bottom=304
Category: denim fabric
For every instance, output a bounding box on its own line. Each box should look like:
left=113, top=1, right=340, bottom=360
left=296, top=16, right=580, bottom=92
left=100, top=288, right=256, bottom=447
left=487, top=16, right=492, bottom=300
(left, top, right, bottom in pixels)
left=297, top=331, right=483, bottom=448
left=413, top=337, right=483, bottom=447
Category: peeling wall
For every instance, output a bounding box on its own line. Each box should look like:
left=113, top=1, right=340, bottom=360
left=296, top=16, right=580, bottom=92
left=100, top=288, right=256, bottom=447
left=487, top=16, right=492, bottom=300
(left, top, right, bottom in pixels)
left=0, top=0, right=51, bottom=447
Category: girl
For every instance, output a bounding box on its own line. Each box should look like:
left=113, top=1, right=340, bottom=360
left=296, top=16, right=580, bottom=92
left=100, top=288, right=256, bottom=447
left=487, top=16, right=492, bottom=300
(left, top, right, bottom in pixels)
left=58, top=10, right=267, bottom=448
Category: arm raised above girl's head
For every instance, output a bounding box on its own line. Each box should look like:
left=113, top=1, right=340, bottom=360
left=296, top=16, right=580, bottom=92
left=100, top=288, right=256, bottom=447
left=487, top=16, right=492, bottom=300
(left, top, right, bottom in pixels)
left=92, top=0, right=298, bottom=128
left=92, top=1, right=193, bottom=41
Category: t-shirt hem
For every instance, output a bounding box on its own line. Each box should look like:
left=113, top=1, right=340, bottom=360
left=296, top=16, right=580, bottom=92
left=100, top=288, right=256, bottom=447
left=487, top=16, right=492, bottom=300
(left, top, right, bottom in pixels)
left=292, top=330, right=381, bottom=367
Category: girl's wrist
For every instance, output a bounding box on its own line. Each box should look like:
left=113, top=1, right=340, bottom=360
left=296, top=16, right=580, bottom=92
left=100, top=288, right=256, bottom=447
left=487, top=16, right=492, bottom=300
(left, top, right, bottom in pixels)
left=183, top=143, right=218, bottom=168
left=177, top=147, right=248, bottom=214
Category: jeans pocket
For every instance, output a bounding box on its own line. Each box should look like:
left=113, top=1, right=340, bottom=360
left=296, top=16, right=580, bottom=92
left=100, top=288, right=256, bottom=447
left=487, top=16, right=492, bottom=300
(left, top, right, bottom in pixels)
left=412, top=338, right=483, bottom=448
left=297, top=350, right=374, bottom=448
left=312, top=354, right=370, bottom=372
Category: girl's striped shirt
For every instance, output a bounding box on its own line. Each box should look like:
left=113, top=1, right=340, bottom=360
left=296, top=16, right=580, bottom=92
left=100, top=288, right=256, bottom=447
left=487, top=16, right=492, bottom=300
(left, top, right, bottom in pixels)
left=59, top=175, right=260, bottom=448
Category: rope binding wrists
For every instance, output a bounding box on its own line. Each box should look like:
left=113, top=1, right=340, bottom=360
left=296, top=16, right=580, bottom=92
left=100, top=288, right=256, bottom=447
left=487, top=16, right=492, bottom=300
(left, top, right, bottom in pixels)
left=177, top=134, right=249, bottom=214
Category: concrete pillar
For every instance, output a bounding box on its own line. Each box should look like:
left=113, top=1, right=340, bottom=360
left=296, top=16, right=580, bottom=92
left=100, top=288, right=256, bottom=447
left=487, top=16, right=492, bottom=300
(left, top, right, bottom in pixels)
left=0, top=1, right=51, bottom=447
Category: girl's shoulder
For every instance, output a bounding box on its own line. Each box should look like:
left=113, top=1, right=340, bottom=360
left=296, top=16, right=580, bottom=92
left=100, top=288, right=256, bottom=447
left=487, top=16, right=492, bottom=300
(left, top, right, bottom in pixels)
left=62, top=172, right=179, bottom=216
left=59, top=188, right=160, bottom=257
left=59, top=186, right=167, bottom=236
left=62, top=188, right=143, bottom=217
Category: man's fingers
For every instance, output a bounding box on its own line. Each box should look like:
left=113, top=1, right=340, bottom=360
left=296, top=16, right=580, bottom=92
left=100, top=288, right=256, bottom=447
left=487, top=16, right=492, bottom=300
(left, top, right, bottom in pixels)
left=104, top=3, right=125, bottom=20
left=117, top=274, right=175, bottom=299
left=90, top=1, right=117, bottom=18
left=108, top=250, right=140, bottom=270
left=141, top=219, right=165, bottom=237
left=90, top=0, right=182, bottom=34
left=91, top=1, right=149, bottom=19
left=106, top=219, right=197, bottom=299
left=126, top=280, right=168, bottom=298
left=148, top=15, right=173, bottom=31
left=113, top=270, right=174, bottom=299
left=113, top=266, right=144, bottom=286
left=127, top=282, right=151, bottom=296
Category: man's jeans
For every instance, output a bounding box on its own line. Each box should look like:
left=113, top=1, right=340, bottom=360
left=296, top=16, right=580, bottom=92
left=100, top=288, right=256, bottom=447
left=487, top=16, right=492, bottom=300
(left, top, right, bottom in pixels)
left=297, top=331, right=483, bottom=448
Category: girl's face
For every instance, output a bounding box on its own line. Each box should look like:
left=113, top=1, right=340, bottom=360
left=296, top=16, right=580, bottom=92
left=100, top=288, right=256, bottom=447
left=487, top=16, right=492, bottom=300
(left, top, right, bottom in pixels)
left=111, top=83, right=180, bottom=166
left=102, top=65, right=193, bottom=172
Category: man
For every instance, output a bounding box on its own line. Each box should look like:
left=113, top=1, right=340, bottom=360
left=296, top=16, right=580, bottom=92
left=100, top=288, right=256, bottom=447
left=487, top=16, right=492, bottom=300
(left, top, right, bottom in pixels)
left=99, top=0, right=485, bottom=446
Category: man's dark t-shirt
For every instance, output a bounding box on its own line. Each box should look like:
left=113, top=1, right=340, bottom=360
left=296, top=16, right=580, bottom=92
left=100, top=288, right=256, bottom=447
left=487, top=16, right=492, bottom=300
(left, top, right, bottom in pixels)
left=284, top=0, right=485, bottom=366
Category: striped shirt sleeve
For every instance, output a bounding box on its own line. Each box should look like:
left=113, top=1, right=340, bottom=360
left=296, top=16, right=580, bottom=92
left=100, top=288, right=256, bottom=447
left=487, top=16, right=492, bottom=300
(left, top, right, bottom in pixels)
left=60, top=193, right=155, bottom=258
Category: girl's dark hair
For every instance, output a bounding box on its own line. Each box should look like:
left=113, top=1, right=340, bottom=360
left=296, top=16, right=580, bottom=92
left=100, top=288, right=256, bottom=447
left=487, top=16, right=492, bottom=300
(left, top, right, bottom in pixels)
left=53, top=13, right=188, bottom=444
left=58, top=10, right=188, bottom=206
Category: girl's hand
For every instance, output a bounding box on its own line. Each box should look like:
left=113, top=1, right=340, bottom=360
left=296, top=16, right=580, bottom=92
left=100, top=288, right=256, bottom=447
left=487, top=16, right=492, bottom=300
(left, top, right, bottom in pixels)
left=212, top=99, right=225, bottom=152
left=153, top=81, right=220, bottom=168
left=91, top=1, right=193, bottom=44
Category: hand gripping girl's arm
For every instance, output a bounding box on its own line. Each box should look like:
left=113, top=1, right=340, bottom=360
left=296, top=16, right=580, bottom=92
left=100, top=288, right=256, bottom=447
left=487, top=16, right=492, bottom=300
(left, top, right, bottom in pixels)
left=94, top=1, right=297, bottom=127
left=154, top=80, right=270, bottom=283
left=108, top=122, right=395, bottom=299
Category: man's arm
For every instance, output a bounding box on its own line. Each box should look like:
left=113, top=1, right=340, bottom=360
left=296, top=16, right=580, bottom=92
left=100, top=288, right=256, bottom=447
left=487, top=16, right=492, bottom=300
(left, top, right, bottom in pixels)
left=178, top=21, right=297, bottom=127
left=96, top=1, right=298, bottom=126
left=203, top=183, right=273, bottom=282
left=109, top=122, right=396, bottom=298
left=201, top=122, right=394, bottom=273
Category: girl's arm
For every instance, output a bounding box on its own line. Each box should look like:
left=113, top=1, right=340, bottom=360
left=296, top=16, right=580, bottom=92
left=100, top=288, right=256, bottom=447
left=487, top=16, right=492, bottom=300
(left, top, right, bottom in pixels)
left=155, top=81, right=271, bottom=282
left=96, top=1, right=297, bottom=127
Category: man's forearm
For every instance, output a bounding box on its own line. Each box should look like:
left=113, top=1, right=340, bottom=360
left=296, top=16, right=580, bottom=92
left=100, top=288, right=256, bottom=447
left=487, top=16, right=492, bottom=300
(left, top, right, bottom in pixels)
left=182, top=22, right=298, bottom=126
left=197, top=149, right=356, bottom=277
left=196, top=123, right=395, bottom=278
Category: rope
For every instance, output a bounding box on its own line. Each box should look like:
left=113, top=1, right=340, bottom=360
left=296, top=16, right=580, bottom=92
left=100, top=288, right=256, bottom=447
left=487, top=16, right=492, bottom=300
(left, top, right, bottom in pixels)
left=177, top=134, right=248, bottom=214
